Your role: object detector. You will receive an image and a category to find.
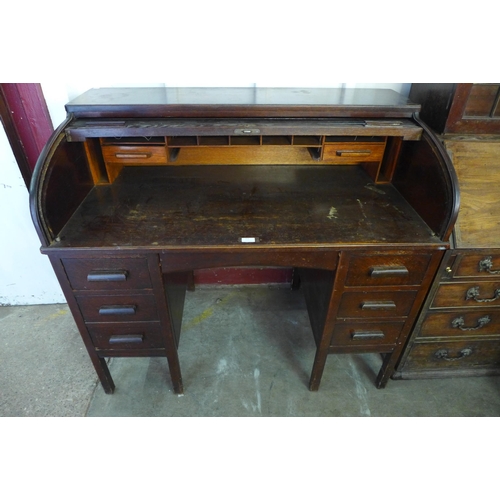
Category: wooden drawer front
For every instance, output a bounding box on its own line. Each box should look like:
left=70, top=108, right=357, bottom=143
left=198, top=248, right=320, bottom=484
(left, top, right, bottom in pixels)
left=419, top=311, right=500, bottom=338
left=431, top=282, right=500, bottom=309
left=76, top=294, right=158, bottom=323
left=455, top=253, right=500, bottom=278
left=403, top=339, right=500, bottom=371
left=102, top=145, right=167, bottom=165
left=330, top=321, right=405, bottom=347
left=62, top=258, right=152, bottom=291
left=345, top=253, right=432, bottom=287
left=88, top=322, right=165, bottom=350
left=322, top=143, right=385, bottom=164
left=337, top=291, right=417, bottom=319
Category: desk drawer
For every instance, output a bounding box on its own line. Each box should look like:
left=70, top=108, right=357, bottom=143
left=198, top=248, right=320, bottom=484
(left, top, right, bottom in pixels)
left=76, top=294, right=158, bottom=323
left=337, top=291, right=417, bottom=319
left=322, top=143, right=385, bottom=164
left=345, top=253, right=432, bottom=287
left=102, top=145, right=168, bottom=165
left=62, top=258, right=152, bottom=291
left=330, top=321, right=405, bottom=347
left=419, top=310, right=500, bottom=338
left=88, top=322, right=165, bottom=350
left=431, top=282, right=500, bottom=309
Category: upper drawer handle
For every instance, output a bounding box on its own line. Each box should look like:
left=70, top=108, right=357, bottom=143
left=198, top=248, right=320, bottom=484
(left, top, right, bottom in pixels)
left=109, top=334, right=144, bottom=344
left=479, top=256, right=500, bottom=275
left=115, top=153, right=152, bottom=159
left=451, top=315, right=491, bottom=331
left=361, top=300, right=396, bottom=310
left=351, top=330, right=385, bottom=340
left=98, top=305, right=137, bottom=315
left=87, top=271, right=128, bottom=282
left=465, top=286, right=500, bottom=303
left=370, top=265, right=409, bottom=278
left=336, top=150, right=372, bottom=157
left=234, top=128, right=260, bottom=134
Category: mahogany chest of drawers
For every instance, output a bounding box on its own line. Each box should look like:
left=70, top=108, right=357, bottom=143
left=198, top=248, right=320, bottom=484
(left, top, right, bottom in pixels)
left=395, top=84, right=500, bottom=379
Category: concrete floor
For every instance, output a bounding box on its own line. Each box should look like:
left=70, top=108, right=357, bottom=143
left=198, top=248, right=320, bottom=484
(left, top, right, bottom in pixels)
left=2, top=285, right=500, bottom=417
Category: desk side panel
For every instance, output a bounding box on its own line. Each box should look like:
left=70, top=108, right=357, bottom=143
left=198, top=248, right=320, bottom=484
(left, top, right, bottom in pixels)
left=392, top=114, right=460, bottom=242
left=30, top=117, right=94, bottom=245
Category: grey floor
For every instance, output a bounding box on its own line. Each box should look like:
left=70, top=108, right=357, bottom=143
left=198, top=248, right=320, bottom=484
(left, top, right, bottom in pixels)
left=2, top=285, right=500, bottom=417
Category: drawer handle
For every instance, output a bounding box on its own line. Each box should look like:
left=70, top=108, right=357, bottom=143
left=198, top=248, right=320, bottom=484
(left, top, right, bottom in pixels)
left=479, top=256, right=500, bottom=275
left=465, top=286, right=500, bottom=303
left=115, top=153, right=152, bottom=159
left=87, top=271, right=128, bottom=282
left=434, top=348, right=473, bottom=361
left=336, top=150, right=372, bottom=157
left=351, top=330, right=385, bottom=340
left=234, top=128, right=260, bottom=134
left=109, top=334, right=144, bottom=344
left=370, top=265, right=409, bottom=278
left=98, top=305, right=137, bottom=315
left=451, top=315, right=491, bottom=331
left=361, top=300, right=396, bottom=310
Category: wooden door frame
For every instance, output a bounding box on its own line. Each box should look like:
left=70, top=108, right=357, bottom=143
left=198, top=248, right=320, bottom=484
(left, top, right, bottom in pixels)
left=0, top=83, right=54, bottom=189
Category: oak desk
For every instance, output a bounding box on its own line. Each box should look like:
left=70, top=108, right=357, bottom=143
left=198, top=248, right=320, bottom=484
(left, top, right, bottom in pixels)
left=30, top=87, right=459, bottom=394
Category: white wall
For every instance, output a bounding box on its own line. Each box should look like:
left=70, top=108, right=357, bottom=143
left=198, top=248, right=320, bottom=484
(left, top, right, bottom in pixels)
left=0, top=122, right=65, bottom=304
left=1, top=82, right=410, bottom=305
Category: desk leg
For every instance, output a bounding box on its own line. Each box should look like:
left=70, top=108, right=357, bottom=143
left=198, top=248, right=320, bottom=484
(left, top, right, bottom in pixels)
left=375, top=348, right=403, bottom=389
left=309, top=341, right=330, bottom=391
left=165, top=349, right=184, bottom=394
left=303, top=257, right=346, bottom=392
left=150, top=257, right=187, bottom=394
left=94, top=357, right=115, bottom=394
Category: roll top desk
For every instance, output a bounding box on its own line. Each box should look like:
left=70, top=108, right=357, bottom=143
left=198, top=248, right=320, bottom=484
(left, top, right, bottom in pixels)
left=30, top=87, right=459, bottom=394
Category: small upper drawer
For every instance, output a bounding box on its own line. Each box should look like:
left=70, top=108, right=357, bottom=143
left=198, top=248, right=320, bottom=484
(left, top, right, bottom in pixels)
left=337, top=290, right=417, bottom=319
left=345, top=253, right=433, bottom=287
left=322, top=142, right=385, bottom=164
left=62, top=258, right=152, bottom=291
left=454, top=253, right=500, bottom=279
left=431, top=282, right=500, bottom=309
left=101, top=145, right=168, bottom=165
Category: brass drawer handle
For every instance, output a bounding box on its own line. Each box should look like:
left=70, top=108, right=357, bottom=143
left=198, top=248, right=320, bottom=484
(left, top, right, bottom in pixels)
left=434, top=348, right=473, bottom=361
left=479, top=256, right=500, bottom=275
left=87, top=270, right=128, bottom=282
left=336, top=150, right=372, bottom=157
left=465, top=286, right=500, bottom=303
left=370, top=265, right=409, bottom=278
left=351, top=330, right=385, bottom=340
left=98, top=305, right=137, bottom=315
left=109, top=334, right=144, bottom=344
left=451, top=315, right=491, bottom=331
left=361, top=300, right=396, bottom=310
left=115, top=153, right=152, bottom=159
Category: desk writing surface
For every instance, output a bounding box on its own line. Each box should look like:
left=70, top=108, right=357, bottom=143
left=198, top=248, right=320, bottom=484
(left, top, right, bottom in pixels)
left=51, top=165, right=440, bottom=250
